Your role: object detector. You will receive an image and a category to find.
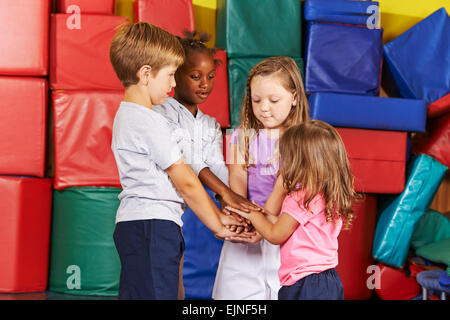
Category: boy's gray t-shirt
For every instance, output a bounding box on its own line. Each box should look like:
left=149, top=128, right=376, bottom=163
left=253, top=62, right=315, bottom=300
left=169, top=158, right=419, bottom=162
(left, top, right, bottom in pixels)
left=111, top=101, right=186, bottom=226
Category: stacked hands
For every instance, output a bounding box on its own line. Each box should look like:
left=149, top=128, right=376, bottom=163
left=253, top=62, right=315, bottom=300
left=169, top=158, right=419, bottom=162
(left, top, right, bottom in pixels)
left=216, top=191, right=265, bottom=244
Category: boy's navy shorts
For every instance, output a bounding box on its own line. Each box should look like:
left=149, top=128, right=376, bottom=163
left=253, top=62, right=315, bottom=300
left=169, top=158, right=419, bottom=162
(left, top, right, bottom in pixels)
left=113, top=219, right=185, bottom=300
left=278, top=268, right=344, bottom=300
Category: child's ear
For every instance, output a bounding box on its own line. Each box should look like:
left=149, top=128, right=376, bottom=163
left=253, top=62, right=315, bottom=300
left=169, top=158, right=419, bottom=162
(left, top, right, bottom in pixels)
left=292, top=92, right=298, bottom=106
left=137, top=65, right=152, bottom=85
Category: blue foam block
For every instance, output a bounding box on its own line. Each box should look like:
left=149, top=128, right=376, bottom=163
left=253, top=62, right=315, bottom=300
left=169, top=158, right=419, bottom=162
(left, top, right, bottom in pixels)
left=181, top=186, right=223, bottom=299
left=305, top=21, right=382, bottom=95
left=383, top=8, right=450, bottom=105
left=372, top=155, right=448, bottom=268
left=305, top=0, right=379, bottom=26
left=308, top=92, right=427, bottom=132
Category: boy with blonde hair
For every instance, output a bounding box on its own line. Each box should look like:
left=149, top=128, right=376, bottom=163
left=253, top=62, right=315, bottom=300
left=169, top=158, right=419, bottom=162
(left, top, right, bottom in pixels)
left=109, top=22, right=248, bottom=300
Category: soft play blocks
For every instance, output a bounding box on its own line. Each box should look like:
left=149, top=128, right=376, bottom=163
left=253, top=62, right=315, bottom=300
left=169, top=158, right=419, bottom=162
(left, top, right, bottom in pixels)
left=336, top=128, right=407, bottom=194
left=309, top=93, right=426, bottom=132
left=56, top=0, right=114, bottom=14
left=383, top=8, right=450, bottom=106
left=49, top=187, right=121, bottom=296
left=216, top=0, right=302, bottom=58
left=374, top=263, right=421, bottom=300
left=414, top=112, right=450, bottom=168
left=377, top=0, right=450, bottom=43
left=50, top=14, right=127, bottom=90
left=182, top=187, right=224, bottom=299
left=0, top=177, right=52, bottom=293
left=134, top=0, right=194, bottom=37
left=335, top=195, right=377, bottom=300
left=0, top=0, right=50, bottom=76
left=52, top=90, right=122, bottom=190
left=0, top=77, right=48, bottom=177
left=411, top=210, right=450, bottom=251
left=305, top=21, right=382, bottom=96
left=199, top=50, right=230, bottom=128
left=305, top=0, right=380, bottom=27
left=228, top=57, right=304, bottom=128
left=373, top=154, right=448, bottom=268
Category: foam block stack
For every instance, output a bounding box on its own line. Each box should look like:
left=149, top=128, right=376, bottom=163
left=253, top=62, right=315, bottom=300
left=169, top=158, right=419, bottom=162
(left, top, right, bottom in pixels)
left=371, top=7, right=450, bottom=300
left=216, top=0, right=303, bottom=128
left=0, top=0, right=53, bottom=293
left=48, top=3, right=127, bottom=296
left=305, top=1, right=426, bottom=196
left=303, top=1, right=449, bottom=300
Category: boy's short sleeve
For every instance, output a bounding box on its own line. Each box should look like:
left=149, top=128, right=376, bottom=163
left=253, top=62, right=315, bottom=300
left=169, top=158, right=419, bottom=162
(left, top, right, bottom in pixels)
left=145, top=113, right=182, bottom=170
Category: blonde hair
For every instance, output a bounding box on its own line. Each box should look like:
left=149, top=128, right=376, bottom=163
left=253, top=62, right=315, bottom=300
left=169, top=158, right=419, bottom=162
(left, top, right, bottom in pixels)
left=110, top=22, right=185, bottom=88
left=238, top=56, right=309, bottom=167
left=279, top=120, right=359, bottom=229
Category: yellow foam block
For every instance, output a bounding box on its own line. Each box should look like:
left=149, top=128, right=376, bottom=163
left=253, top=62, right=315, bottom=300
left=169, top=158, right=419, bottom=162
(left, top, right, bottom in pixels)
left=115, top=0, right=135, bottom=22
left=193, top=5, right=216, bottom=48
left=378, top=0, right=450, bottom=43
left=193, top=0, right=216, bottom=48
left=193, top=0, right=216, bottom=10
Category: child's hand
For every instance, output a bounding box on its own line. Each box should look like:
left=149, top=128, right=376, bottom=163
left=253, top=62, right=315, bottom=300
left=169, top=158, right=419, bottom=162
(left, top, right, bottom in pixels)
left=221, top=190, right=262, bottom=213
left=214, top=226, right=256, bottom=241
left=219, top=212, right=250, bottom=234
left=225, top=231, right=263, bottom=244
left=224, top=205, right=252, bottom=220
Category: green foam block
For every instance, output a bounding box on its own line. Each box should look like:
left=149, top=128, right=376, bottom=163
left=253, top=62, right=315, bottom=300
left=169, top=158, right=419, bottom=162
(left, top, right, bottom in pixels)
left=49, top=187, right=121, bottom=296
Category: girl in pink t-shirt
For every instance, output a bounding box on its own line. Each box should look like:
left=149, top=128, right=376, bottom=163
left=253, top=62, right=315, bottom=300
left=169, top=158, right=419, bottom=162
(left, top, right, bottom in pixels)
left=225, top=120, right=359, bottom=300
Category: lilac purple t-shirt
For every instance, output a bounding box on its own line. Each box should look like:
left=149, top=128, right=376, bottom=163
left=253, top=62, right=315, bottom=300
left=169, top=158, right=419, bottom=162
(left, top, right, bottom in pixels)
left=230, top=129, right=280, bottom=207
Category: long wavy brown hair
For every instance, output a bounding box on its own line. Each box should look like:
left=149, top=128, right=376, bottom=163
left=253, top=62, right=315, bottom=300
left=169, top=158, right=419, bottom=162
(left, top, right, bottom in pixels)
left=237, top=56, right=309, bottom=167
left=279, top=120, right=359, bottom=229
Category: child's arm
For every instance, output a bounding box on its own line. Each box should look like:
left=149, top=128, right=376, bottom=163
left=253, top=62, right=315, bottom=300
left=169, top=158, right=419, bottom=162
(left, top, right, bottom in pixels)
left=263, top=175, right=288, bottom=218
left=201, top=123, right=260, bottom=213
left=229, top=209, right=298, bottom=245
left=225, top=175, right=294, bottom=244
left=166, top=158, right=254, bottom=240
left=199, top=168, right=260, bottom=213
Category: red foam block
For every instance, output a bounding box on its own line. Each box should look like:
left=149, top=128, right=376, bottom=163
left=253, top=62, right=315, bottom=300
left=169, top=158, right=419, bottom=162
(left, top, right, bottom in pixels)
left=0, top=176, right=52, bottom=293
left=0, top=77, right=48, bottom=177
left=374, top=263, right=421, bottom=300
left=0, top=0, right=50, bottom=76
left=50, top=14, right=128, bottom=90
left=56, top=0, right=114, bottom=14
left=336, top=195, right=377, bottom=300
left=427, top=93, right=450, bottom=119
left=336, top=128, right=407, bottom=194
left=198, top=50, right=230, bottom=128
left=53, top=90, right=123, bottom=190
left=134, top=0, right=194, bottom=37
left=416, top=112, right=450, bottom=168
